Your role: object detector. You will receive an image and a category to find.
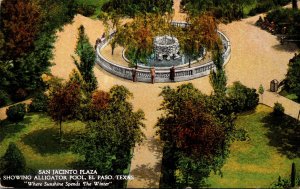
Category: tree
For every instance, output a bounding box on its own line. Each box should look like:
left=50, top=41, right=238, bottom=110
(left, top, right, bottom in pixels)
left=0, top=60, right=13, bottom=92
left=48, top=77, right=82, bottom=139
left=29, top=92, right=48, bottom=112
left=86, top=90, right=110, bottom=120
left=73, top=85, right=145, bottom=188
left=184, top=14, right=220, bottom=56
left=285, top=55, right=300, bottom=99
left=91, top=90, right=110, bottom=111
left=182, top=0, right=255, bottom=21
left=0, top=0, right=41, bottom=58
left=172, top=101, right=225, bottom=158
left=273, top=102, right=285, bottom=117
left=35, top=0, right=76, bottom=33
left=182, top=0, right=213, bottom=16
left=122, top=17, right=154, bottom=64
left=108, top=85, right=145, bottom=148
left=210, top=45, right=227, bottom=95
left=292, top=0, right=298, bottom=9
left=0, top=31, right=6, bottom=59
left=157, top=84, right=230, bottom=187
left=291, top=162, right=296, bottom=187
left=0, top=0, right=76, bottom=106
left=0, top=143, right=26, bottom=187
left=73, top=25, right=98, bottom=93
left=0, top=90, right=10, bottom=107
left=6, top=104, right=27, bottom=122
left=102, top=11, right=121, bottom=55
left=258, top=84, right=264, bottom=102
left=227, top=81, right=259, bottom=113
left=101, top=0, right=173, bottom=17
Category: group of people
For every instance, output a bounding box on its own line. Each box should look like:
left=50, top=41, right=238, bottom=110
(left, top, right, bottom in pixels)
left=95, top=33, right=106, bottom=49
left=256, top=16, right=277, bottom=34
left=132, top=66, right=176, bottom=84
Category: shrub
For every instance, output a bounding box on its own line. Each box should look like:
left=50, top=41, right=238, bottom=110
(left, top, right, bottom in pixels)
left=12, top=88, right=28, bottom=102
left=249, top=0, right=275, bottom=16
left=29, top=92, right=48, bottom=112
left=76, top=4, right=96, bottom=17
left=0, top=142, right=26, bottom=187
left=91, top=90, right=110, bottom=111
left=6, top=103, right=26, bottom=122
left=273, top=0, right=290, bottom=6
left=0, top=90, right=10, bottom=107
left=271, top=176, right=290, bottom=188
left=284, top=54, right=300, bottom=100
left=228, top=81, right=259, bottom=113
left=273, top=102, right=285, bottom=116
left=265, top=8, right=300, bottom=37
left=234, top=129, right=249, bottom=141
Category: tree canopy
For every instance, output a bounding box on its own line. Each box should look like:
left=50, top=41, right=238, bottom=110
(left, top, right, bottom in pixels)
left=209, top=45, right=227, bottom=95
left=73, top=25, right=98, bottom=93
left=48, top=74, right=82, bottom=138
left=0, top=0, right=41, bottom=57
left=0, top=143, right=26, bottom=187
left=101, top=0, right=173, bottom=17
left=73, top=85, right=145, bottom=187
left=157, top=84, right=232, bottom=187
left=227, top=81, right=259, bottom=112
left=111, top=13, right=220, bottom=65
left=284, top=54, right=300, bottom=100
left=0, top=0, right=76, bottom=106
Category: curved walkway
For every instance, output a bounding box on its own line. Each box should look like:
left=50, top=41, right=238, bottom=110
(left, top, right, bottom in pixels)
left=0, top=0, right=298, bottom=188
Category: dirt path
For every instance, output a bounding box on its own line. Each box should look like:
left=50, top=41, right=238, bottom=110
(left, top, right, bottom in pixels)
left=173, top=0, right=187, bottom=21
left=49, top=2, right=299, bottom=188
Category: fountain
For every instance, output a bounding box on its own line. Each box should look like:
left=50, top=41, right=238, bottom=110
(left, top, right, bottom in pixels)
left=154, top=35, right=180, bottom=61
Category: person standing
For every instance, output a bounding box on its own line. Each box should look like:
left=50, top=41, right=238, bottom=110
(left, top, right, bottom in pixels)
left=170, top=66, right=175, bottom=82
left=132, top=65, right=137, bottom=82
left=150, top=66, right=155, bottom=84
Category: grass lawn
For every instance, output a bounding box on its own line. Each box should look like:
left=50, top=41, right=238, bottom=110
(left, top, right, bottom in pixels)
left=0, top=113, right=85, bottom=171
left=207, top=104, right=300, bottom=188
left=279, top=89, right=299, bottom=102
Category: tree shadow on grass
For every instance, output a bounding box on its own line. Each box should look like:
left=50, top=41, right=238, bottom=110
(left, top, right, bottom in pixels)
left=0, top=116, right=32, bottom=143
left=262, top=114, right=300, bottom=159
left=237, top=109, right=256, bottom=116
left=21, top=127, right=79, bottom=155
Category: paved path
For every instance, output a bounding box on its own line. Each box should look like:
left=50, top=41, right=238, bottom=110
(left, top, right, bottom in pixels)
left=262, top=92, right=300, bottom=119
